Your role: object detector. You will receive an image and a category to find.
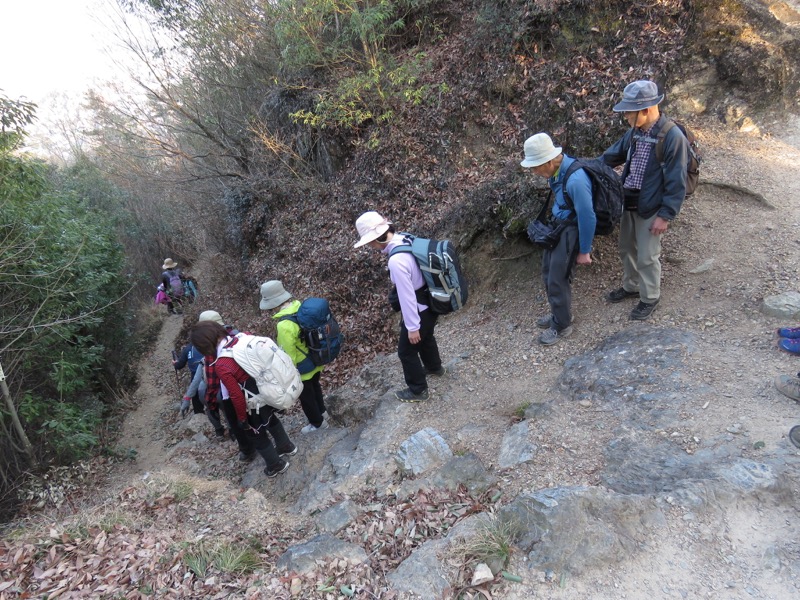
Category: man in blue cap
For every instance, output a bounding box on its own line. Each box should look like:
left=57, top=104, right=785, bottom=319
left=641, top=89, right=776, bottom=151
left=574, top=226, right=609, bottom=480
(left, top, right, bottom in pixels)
left=601, top=80, right=690, bottom=320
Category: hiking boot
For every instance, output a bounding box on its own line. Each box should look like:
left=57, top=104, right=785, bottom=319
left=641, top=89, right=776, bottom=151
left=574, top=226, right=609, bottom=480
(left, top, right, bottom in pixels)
left=301, top=421, right=330, bottom=434
left=778, top=326, right=800, bottom=339
left=278, top=444, right=298, bottom=458
left=238, top=450, right=257, bottom=463
left=539, top=325, right=573, bottom=346
left=265, top=459, right=290, bottom=478
left=779, top=338, right=800, bottom=355
left=607, top=287, right=639, bottom=303
left=426, top=365, right=447, bottom=376
left=789, top=425, right=800, bottom=449
left=395, top=388, right=429, bottom=403
left=215, top=428, right=226, bottom=440
left=774, top=374, right=800, bottom=402
left=630, top=300, right=659, bottom=320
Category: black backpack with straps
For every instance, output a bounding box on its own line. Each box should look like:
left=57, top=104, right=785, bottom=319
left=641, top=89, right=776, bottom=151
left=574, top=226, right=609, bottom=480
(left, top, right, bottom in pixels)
left=562, top=158, right=625, bottom=236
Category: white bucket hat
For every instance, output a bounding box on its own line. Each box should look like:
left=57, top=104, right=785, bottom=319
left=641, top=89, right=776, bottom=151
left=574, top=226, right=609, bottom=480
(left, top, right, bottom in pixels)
left=198, top=310, right=224, bottom=326
left=353, top=211, right=392, bottom=248
left=520, top=133, right=562, bottom=168
left=162, top=258, right=178, bottom=270
left=259, top=280, right=292, bottom=310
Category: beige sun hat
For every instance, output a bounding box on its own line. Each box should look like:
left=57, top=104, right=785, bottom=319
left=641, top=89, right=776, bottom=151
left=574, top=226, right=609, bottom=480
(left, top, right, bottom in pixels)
left=259, top=280, right=292, bottom=310
left=520, top=133, right=562, bottom=168
left=353, top=211, right=392, bottom=248
left=198, top=310, right=224, bottom=326
left=162, top=258, right=178, bottom=270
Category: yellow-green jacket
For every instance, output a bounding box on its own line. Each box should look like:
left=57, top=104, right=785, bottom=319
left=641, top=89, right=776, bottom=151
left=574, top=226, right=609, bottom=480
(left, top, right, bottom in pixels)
left=273, top=300, right=323, bottom=380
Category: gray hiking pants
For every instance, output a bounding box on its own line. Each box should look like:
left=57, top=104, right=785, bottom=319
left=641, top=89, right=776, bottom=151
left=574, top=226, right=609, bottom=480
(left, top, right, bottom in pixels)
left=541, top=223, right=579, bottom=331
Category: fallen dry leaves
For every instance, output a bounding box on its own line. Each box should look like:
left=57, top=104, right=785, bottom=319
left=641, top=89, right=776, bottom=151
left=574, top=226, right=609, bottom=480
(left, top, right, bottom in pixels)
left=1, top=478, right=499, bottom=598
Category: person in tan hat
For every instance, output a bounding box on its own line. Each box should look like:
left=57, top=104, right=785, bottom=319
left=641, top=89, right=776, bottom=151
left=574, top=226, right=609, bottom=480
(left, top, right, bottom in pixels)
left=521, top=133, right=595, bottom=345
left=160, top=258, right=184, bottom=314
left=601, top=79, right=690, bottom=320
left=260, top=280, right=330, bottom=434
left=353, top=211, right=445, bottom=402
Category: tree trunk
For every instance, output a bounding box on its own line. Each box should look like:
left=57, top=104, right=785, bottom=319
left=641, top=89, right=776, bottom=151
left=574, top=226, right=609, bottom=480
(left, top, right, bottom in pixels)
left=0, top=361, right=37, bottom=468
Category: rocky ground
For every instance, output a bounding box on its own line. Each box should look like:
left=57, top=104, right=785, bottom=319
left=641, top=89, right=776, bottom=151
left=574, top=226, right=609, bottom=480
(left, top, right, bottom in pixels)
left=3, top=115, right=800, bottom=599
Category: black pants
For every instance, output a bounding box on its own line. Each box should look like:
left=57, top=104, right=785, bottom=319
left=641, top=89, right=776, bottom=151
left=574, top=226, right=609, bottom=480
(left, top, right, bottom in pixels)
left=299, top=371, right=326, bottom=428
left=220, top=399, right=253, bottom=454
left=191, top=391, right=205, bottom=415
left=244, top=406, right=293, bottom=470
left=398, top=308, right=441, bottom=394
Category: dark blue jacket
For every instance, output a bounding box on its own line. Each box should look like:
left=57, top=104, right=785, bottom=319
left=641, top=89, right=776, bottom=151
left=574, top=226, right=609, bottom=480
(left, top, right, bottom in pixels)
left=601, top=114, right=689, bottom=221
left=174, top=344, right=204, bottom=377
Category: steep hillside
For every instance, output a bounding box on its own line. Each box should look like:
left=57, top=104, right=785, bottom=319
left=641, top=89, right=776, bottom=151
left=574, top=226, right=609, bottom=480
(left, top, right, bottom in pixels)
left=231, top=0, right=800, bottom=377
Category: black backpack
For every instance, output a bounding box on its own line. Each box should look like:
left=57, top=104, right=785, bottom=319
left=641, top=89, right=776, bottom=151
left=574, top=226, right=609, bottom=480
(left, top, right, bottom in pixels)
left=655, top=120, right=702, bottom=196
left=562, top=158, right=625, bottom=236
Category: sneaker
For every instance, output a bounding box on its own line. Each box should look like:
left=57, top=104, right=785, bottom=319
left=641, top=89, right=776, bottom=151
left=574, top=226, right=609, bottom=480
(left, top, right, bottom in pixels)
left=278, top=444, right=298, bottom=458
left=607, top=287, right=639, bottom=303
left=630, top=300, right=659, bottom=320
left=789, top=425, right=800, bottom=449
left=774, top=374, right=800, bottom=402
left=215, top=429, right=226, bottom=440
left=779, top=338, right=800, bottom=355
left=264, top=460, right=290, bottom=478
left=238, top=450, right=257, bottom=463
left=539, top=325, right=573, bottom=345
left=778, top=326, right=800, bottom=339
left=536, top=314, right=573, bottom=329
left=301, top=421, right=330, bottom=434
left=426, top=365, right=447, bottom=376
left=395, top=388, right=429, bottom=403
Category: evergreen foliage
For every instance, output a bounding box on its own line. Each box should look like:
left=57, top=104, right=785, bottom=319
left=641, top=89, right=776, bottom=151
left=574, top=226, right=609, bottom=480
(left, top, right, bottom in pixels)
left=0, top=95, right=129, bottom=520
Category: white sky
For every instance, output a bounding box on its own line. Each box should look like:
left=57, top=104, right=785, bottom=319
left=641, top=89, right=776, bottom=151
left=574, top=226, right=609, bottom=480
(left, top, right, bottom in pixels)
left=0, top=0, right=126, bottom=104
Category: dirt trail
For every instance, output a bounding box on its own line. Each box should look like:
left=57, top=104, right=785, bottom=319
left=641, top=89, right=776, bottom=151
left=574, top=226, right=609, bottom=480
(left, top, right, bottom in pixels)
left=114, top=312, right=186, bottom=480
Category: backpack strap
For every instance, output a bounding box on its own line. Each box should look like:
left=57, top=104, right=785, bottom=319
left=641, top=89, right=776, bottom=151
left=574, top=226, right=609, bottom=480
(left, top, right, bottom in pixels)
left=277, top=314, right=313, bottom=364
left=535, top=189, right=554, bottom=223
left=555, top=160, right=584, bottom=222
left=387, top=233, right=415, bottom=258
left=654, top=119, right=677, bottom=164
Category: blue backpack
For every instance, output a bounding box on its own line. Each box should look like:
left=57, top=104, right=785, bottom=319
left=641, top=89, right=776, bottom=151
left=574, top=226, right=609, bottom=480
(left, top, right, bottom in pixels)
left=389, top=234, right=468, bottom=314
left=282, top=298, right=344, bottom=373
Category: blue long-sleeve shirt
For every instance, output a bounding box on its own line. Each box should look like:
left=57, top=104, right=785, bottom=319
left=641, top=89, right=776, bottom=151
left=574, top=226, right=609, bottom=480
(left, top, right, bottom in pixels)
left=549, top=155, right=596, bottom=254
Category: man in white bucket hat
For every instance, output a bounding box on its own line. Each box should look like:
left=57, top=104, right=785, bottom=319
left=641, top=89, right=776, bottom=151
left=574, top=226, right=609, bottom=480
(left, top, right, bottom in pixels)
left=353, top=211, right=445, bottom=402
left=601, top=79, right=690, bottom=320
left=521, top=133, right=595, bottom=345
